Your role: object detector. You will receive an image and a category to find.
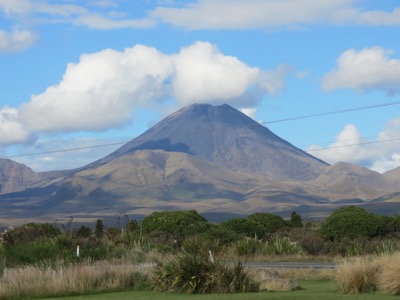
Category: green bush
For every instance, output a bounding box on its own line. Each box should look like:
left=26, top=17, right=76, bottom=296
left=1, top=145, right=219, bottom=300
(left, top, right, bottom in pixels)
left=2, top=223, right=61, bottom=246
left=198, top=224, right=239, bottom=246
left=4, top=240, right=60, bottom=266
left=181, top=236, right=221, bottom=256
left=248, top=213, right=287, bottom=236
left=374, top=240, right=397, bottom=255
left=320, top=206, right=384, bottom=241
left=141, top=210, right=210, bottom=241
left=152, top=251, right=257, bottom=294
left=220, top=218, right=264, bottom=237
left=267, top=237, right=302, bottom=255
left=234, top=235, right=265, bottom=256
left=289, top=211, right=303, bottom=228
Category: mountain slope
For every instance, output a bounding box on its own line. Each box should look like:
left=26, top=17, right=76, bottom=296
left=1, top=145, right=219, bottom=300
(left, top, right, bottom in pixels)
left=383, top=166, right=400, bottom=182
left=93, top=104, right=328, bottom=181
left=0, top=159, right=42, bottom=194
left=36, top=150, right=268, bottom=215
left=308, top=162, right=400, bottom=200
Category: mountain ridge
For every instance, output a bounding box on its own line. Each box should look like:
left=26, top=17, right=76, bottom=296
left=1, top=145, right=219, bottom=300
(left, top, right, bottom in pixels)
left=0, top=103, right=399, bottom=223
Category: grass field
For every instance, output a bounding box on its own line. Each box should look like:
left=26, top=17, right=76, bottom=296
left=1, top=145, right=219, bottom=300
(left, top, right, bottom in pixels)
left=41, top=280, right=391, bottom=300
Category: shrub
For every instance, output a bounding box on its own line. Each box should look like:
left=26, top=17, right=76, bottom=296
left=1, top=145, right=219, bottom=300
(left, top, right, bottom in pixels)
left=2, top=223, right=61, bottom=246
left=141, top=210, right=209, bottom=242
left=4, top=240, right=60, bottom=266
left=199, top=224, right=239, bottom=246
left=247, top=213, right=287, bottom=236
left=320, top=206, right=384, bottom=241
left=181, top=236, right=221, bottom=256
left=299, top=232, right=325, bottom=255
left=267, top=237, right=302, bottom=256
left=374, top=240, right=397, bottom=255
left=234, top=235, right=265, bottom=256
left=75, top=226, right=91, bottom=238
left=152, top=252, right=257, bottom=294
left=220, top=218, right=264, bottom=237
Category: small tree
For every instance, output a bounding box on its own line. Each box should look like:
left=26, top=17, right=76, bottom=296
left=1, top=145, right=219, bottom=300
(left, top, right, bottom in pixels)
left=289, top=211, right=303, bottom=228
left=75, top=225, right=91, bottom=238
left=320, top=206, right=384, bottom=241
left=94, top=219, right=104, bottom=239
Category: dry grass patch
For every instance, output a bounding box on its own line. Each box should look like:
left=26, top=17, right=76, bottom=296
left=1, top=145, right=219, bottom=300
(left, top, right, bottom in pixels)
left=336, top=252, right=400, bottom=295
left=376, top=252, right=400, bottom=295
left=0, top=259, right=151, bottom=299
left=335, top=256, right=379, bottom=294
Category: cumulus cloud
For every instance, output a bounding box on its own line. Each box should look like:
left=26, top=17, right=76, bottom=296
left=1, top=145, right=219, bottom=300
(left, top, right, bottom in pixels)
left=308, top=120, right=400, bottom=173
left=172, top=42, right=260, bottom=105
left=322, top=47, right=400, bottom=94
left=19, top=45, right=173, bottom=132
left=0, top=28, right=36, bottom=53
left=5, top=41, right=288, bottom=139
left=0, top=107, right=36, bottom=145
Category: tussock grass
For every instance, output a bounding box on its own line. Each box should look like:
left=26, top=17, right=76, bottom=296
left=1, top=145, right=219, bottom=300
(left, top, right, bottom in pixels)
left=0, top=259, right=150, bottom=298
left=376, top=252, right=400, bottom=295
left=336, top=252, right=400, bottom=295
left=335, top=256, right=379, bottom=294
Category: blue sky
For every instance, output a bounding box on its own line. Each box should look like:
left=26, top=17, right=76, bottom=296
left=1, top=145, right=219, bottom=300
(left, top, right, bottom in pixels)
left=0, top=0, right=400, bottom=173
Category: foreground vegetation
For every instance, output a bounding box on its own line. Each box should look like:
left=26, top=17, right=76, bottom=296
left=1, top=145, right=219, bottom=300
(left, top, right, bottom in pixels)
left=40, top=281, right=395, bottom=300
left=0, top=206, right=400, bottom=298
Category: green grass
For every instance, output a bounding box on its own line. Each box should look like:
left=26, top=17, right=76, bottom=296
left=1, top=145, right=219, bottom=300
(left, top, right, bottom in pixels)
left=39, top=280, right=391, bottom=300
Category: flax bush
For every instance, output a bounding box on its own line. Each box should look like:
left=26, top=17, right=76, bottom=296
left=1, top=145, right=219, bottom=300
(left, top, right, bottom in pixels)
left=152, top=251, right=257, bottom=294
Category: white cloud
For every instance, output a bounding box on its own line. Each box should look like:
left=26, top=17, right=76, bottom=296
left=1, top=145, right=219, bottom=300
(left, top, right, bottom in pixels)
left=0, top=107, right=36, bottom=145
left=0, top=0, right=86, bottom=16
left=12, top=41, right=286, bottom=136
left=0, top=0, right=31, bottom=15
left=240, top=107, right=257, bottom=119
left=322, top=47, right=400, bottom=94
left=75, top=13, right=155, bottom=29
left=2, top=0, right=400, bottom=34
left=172, top=41, right=260, bottom=105
left=151, top=0, right=358, bottom=30
left=308, top=120, right=400, bottom=173
left=357, top=8, right=400, bottom=26
left=0, top=28, right=36, bottom=52
left=19, top=45, right=173, bottom=132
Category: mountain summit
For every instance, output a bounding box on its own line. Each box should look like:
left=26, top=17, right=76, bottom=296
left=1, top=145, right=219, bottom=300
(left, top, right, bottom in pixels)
left=95, top=103, right=328, bottom=181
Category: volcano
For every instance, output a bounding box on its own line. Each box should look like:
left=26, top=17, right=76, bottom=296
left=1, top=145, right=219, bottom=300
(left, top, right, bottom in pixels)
left=1, top=103, right=399, bottom=223
left=92, top=103, right=329, bottom=181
